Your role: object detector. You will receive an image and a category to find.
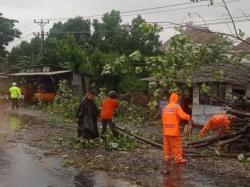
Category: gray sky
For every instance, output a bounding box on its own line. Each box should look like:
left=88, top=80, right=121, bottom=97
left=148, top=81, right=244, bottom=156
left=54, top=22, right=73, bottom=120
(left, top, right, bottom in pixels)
left=1, top=0, right=250, bottom=49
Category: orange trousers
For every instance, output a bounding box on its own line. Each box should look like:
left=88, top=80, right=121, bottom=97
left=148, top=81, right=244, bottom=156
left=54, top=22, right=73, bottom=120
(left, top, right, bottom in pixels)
left=163, top=136, right=183, bottom=162
left=199, top=124, right=231, bottom=137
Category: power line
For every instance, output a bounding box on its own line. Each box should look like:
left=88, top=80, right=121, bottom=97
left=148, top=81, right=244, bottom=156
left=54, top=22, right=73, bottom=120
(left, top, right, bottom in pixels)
left=10, top=18, right=249, bottom=48
left=10, top=0, right=244, bottom=47
left=21, top=24, right=39, bottom=33
left=120, top=1, right=201, bottom=14
left=151, top=15, right=249, bottom=25
left=9, top=33, right=34, bottom=47
left=12, top=15, right=249, bottom=43
left=13, top=0, right=239, bottom=38
left=16, top=20, right=34, bottom=30
left=36, top=15, right=249, bottom=37
left=37, top=0, right=239, bottom=21
left=35, top=0, right=211, bottom=21
left=160, top=18, right=250, bottom=29
left=121, top=0, right=240, bottom=18
left=47, top=17, right=250, bottom=35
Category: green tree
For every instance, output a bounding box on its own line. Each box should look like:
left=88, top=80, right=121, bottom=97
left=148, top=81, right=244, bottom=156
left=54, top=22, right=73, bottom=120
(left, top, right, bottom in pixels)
left=6, top=11, right=163, bottom=92
left=0, top=13, right=21, bottom=57
left=49, top=17, right=91, bottom=46
left=52, top=35, right=89, bottom=72
left=128, top=15, right=162, bottom=55
left=91, top=10, right=129, bottom=53
left=8, top=37, right=41, bottom=72
left=129, top=33, right=242, bottom=109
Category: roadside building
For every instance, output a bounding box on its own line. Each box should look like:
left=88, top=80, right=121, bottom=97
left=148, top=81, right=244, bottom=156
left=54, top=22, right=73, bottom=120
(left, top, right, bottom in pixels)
left=191, top=63, right=250, bottom=125
left=0, top=73, right=9, bottom=91
left=9, top=65, right=90, bottom=102
left=160, top=25, right=250, bottom=124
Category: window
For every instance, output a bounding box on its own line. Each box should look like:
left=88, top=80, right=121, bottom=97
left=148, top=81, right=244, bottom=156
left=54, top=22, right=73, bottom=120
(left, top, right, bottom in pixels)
left=232, top=86, right=246, bottom=98
left=199, top=83, right=226, bottom=106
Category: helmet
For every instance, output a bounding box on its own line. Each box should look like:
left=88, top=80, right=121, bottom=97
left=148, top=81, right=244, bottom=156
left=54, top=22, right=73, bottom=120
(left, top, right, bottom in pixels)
left=107, top=91, right=118, bottom=98
left=12, top=82, right=17, bottom=86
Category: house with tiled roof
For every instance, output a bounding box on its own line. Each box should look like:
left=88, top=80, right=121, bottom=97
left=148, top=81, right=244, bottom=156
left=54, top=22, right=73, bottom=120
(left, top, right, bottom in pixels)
left=234, top=37, right=250, bottom=53
left=160, top=25, right=250, bottom=125
left=161, top=23, right=218, bottom=50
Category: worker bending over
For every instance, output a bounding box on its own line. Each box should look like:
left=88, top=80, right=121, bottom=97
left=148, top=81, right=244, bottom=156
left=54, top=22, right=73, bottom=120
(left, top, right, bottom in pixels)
left=199, top=114, right=235, bottom=137
left=162, top=93, right=191, bottom=163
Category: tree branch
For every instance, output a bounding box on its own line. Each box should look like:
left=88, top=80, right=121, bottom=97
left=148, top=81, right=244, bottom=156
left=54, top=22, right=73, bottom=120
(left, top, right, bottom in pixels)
left=222, top=0, right=239, bottom=38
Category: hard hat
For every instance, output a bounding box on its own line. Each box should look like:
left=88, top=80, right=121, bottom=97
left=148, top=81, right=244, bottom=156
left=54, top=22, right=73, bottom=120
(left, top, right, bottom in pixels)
left=12, top=82, right=17, bottom=86
left=107, top=91, right=118, bottom=98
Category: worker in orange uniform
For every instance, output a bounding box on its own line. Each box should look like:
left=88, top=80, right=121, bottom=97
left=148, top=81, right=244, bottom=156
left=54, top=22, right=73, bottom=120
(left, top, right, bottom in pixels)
left=162, top=93, right=191, bottom=163
left=100, top=91, right=119, bottom=137
left=199, top=114, right=235, bottom=137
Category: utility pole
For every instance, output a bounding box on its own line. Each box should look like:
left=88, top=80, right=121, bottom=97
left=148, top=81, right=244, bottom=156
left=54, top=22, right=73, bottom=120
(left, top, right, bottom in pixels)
left=34, top=19, right=49, bottom=62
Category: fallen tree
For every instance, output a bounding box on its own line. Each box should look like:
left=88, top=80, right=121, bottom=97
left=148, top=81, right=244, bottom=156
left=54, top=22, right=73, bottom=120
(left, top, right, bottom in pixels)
left=186, top=110, right=250, bottom=154
left=116, top=109, right=250, bottom=159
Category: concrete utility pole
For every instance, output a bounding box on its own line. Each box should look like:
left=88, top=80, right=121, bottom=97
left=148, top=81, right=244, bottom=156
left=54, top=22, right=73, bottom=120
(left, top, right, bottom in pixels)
left=34, top=19, right=49, bottom=62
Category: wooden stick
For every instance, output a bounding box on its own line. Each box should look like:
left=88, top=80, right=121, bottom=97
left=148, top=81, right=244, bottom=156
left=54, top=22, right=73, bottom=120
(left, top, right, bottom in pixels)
left=115, top=126, right=163, bottom=149
left=185, top=153, right=250, bottom=158
left=219, top=134, right=242, bottom=146
left=227, top=109, right=250, bottom=118
left=186, top=124, right=250, bottom=148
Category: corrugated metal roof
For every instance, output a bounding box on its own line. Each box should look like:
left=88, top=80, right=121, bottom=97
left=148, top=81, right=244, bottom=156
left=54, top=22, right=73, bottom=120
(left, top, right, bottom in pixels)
left=0, top=73, right=8, bottom=79
left=10, top=70, right=72, bottom=76
left=192, top=63, right=250, bottom=86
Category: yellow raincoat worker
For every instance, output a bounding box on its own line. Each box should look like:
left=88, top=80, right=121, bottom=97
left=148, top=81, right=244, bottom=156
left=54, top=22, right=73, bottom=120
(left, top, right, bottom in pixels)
left=9, top=82, right=21, bottom=110
left=162, top=93, right=191, bottom=163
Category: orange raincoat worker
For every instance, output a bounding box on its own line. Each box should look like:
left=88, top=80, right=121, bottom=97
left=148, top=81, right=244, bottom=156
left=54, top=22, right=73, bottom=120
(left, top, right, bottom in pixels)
left=199, top=114, right=233, bottom=137
left=162, top=93, right=191, bottom=163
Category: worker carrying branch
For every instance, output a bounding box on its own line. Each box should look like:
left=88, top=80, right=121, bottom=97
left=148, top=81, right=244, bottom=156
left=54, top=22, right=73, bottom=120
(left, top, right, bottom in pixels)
left=162, top=93, right=191, bottom=164
left=199, top=114, right=235, bottom=137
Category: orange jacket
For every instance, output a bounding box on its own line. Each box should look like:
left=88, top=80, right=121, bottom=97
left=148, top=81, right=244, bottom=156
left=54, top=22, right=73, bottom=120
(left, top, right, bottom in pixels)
left=162, top=93, right=191, bottom=136
left=100, top=97, right=118, bottom=120
left=200, top=114, right=231, bottom=136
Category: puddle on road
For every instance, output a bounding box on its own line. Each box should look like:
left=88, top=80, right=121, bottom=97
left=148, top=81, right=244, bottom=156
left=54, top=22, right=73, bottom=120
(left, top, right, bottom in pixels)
left=74, top=171, right=137, bottom=187
left=161, top=164, right=216, bottom=187
left=0, top=111, right=138, bottom=187
left=0, top=143, right=137, bottom=187
left=0, top=143, right=77, bottom=187
left=9, top=113, right=22, bottom=130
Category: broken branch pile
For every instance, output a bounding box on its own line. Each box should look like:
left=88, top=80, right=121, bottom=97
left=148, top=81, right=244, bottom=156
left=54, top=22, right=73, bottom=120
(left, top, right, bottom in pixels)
left=186, top=109, right=250, bottom=154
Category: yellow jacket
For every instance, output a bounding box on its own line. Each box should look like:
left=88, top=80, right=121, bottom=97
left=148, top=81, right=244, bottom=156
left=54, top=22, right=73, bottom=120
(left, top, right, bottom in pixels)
left=9, top=86, right=21, bottom=99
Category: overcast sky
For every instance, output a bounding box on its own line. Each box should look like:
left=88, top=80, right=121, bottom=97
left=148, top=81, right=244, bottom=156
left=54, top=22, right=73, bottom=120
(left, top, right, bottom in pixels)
left=1, top=0, right=249, bottom=49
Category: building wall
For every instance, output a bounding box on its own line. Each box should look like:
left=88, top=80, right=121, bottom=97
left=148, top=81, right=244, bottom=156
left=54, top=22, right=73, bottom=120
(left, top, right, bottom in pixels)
left=193, top=84, right=199, bottom=105
left=192, top=83, right=229, bottom=125
left=71, top=73, right=83, bottom=96
left=192, top=104, right=227, bottom=125
left=0, top=78, right=10, bottom=92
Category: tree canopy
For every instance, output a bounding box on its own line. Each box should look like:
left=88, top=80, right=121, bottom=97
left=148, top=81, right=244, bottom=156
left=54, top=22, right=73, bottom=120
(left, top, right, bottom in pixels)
left=7, top=10, right=246, bottom=94
left=7, top=10, right=163, bottom=91
left=0, top=13, right=21, bottom=58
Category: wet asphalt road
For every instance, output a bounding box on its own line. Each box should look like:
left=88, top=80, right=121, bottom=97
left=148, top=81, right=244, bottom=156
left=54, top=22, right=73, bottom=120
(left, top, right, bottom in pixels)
left=0, top=110, right=137, bottom=187
left=0, top=109, right=249, bottom=187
